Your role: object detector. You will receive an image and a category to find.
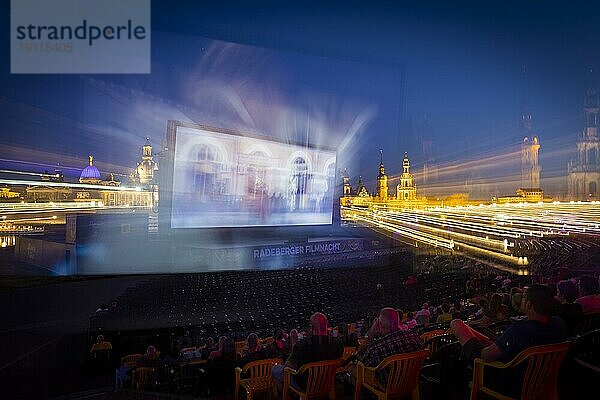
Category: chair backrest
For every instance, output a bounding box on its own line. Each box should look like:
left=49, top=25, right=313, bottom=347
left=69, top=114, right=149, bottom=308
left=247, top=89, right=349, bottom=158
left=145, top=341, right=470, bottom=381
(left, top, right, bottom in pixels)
left=570, top=328, right=600, bottom=367
left=420, top=329, right=446, bottom=343
left=92, top=348, right=110, bottom=362
left=235, top=340, right=247, bottom=353
left=121, top=353, right=142, bottom=367
left=132, top=367, right=156, bottom=390
left=242, top=358, right=281, bottom=379
left=297, top=358, right=341, bottom=396
left=377, top=350, right=429, bottom=396
left=514, top=342, right=571, bottom=399
left=574, top=313, right=600, bottom=336
left=260, top=336, right=274, bottom=346
left=342, top=346, right=357, bottom=360
left=425, top=334, right=459, bottom=360
left=337, top=347, right=357, bottom=372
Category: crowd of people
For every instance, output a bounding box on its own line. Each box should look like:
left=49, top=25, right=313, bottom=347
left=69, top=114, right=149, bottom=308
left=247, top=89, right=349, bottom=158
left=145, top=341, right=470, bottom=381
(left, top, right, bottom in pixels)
left=88, top=255, right=599, bottom=398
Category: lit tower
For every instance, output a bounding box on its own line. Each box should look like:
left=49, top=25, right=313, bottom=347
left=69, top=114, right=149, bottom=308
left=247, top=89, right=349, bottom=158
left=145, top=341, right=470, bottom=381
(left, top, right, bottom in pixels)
left=521, top=136, right=541, bottom=189
left=569, top=79, right=600, bottom=199
left=132, top=138, right=159, bottom=185
left=356, top=176, right=369, bottom=197
left=376, top=149, right=388, bottom=200
left=397, top=152, right=417, bottom=201
left=342, top=169, right=352, bottom=196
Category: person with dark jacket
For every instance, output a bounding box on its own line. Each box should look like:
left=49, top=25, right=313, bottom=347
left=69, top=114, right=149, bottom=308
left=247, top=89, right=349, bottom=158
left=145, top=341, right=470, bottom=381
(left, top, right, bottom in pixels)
left=271, top=312, right=343, bottom=392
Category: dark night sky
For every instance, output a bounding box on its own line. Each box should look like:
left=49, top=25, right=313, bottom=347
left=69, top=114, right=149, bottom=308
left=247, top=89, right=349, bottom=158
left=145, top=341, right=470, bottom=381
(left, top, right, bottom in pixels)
left=2, top=0, right=600, bottom=197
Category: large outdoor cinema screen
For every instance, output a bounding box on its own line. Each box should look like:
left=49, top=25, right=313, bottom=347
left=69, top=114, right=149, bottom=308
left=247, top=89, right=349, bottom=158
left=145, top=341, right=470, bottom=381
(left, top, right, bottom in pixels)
left=170, top=124, right=337, bottom=228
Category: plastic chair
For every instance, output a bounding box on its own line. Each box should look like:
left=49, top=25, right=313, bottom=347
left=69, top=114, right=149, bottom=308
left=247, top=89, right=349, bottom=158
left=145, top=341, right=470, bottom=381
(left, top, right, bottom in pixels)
left=115, top=354, right=142, bottom=389
left=470, top=341, right=571, bottom=400
left=132, top=366, right=156, bottom=390
left=235, top=358, right=281, bottom=400
left=91, top=348, right=111, bottom=368
left=420, top=329, right=446, bottom=343
left=337, top=346, right=357, bottom=373
left=235, top=340, right=247, bottom=354
left=573, top=313, right=600, bottom=336
left=354, top=349, right=429, bottom=400
left=121, top=353, right=142, bottom=366
left=558, top=329, right=600, bottom=399
left=261, top=336, right=275, bottom=346
left=421, top=341, right=466, bottom=400
left=283, top=358, right=341, bottom=400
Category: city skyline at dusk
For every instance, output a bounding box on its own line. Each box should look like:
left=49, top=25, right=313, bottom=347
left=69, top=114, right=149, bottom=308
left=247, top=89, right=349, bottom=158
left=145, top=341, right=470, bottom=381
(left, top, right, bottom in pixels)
left=3, top=1, right=600, bottom=199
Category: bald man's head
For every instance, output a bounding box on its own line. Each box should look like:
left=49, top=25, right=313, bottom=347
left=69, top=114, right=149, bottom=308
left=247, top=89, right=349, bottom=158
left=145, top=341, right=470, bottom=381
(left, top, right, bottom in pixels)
left=378, top=308, right=400, bottom=334
left=310, top=312, right=329, bottom=336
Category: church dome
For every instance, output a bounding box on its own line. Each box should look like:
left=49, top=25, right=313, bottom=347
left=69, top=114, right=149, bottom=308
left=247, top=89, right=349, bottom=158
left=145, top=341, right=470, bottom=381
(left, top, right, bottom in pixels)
left=80, top=155, right=101, bottom=180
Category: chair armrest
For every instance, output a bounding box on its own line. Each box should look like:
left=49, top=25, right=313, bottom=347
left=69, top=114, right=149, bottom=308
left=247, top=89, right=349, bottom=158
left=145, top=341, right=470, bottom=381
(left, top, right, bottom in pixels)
left=284, top=366, right=299, bottom=376
left=356, top=360, right=378, bottom=373
left=473, top=358, right=512, bottom=370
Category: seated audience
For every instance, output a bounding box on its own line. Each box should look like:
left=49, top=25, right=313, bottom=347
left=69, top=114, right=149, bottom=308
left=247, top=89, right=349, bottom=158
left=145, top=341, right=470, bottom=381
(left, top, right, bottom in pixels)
left=90, top=334, right=112, bottom=354
left=576, top=275, right=600, bottom=314
left=415, top=302, right=431, bottom=326
left=138, top=345, right=162, bottom=368
left=206, top=337, right=237, bottom=395
left=450, top=284, right=566, bottom=365
left=352, top=308, right=424, bottom=386
left=208, top=336, right=227, bottom=360
left=337, top=323, right=360, bottom=346
left=474, top=298, right=488, bottom=319
left=553, top=279, right=583, bottom=336
left=511, top=290, right=523, bottom=316
left=201, top=337, right=215, bottom=359
left=288, top=329, right=299, bottom=353
left=405, top=311, right=418, bottom=329
left=472, top=293, right=509, bottom=327
left=162, top=339, right=182, bottom=365
left=267, top=328, right=289, bottom=358
left=396, top=310, right=410, bottom=330
left=271, top=312, right=343, bottom=392
left=436, top=303, right=453, bottom=323
left=238, top=333, right=267, bottom=366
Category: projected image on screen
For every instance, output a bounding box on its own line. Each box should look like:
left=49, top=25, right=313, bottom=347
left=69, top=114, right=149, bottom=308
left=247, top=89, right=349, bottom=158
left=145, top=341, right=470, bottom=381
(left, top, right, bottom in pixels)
left=171, top=125, right=337, bottom=228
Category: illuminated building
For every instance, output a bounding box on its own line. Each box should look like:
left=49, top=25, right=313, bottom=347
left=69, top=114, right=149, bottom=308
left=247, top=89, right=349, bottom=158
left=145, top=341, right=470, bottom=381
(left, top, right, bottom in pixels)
left=130, top=138, right=159, bottom=186
left=397, top=152, right=417, bottom=201
left=13, top=141, right=156, bottom=208
left=569, top=86, right=600, bottom=200
left=341, top=151, right=426, bottom=209
left=376, top=150, right=388, bottom=200
left=521, top=136, right=541, bottom=189
left=494, top=134, right=546, bottom=203
left=79, top=156, right=103, bottom=185
left=495, top=188, right=545, bottom=204
left=342, top=169, right=352, bottom=196
left=0, top=187, right=20, bottom=200
left=356, top=176, right=369, bottom=197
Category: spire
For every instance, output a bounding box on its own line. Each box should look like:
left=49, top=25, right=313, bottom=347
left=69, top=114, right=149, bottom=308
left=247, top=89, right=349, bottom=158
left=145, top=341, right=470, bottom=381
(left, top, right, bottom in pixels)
left=88, top=155, right=93, bottom=166
left=378, top=149, right=386, bottom=177
left=519, top=64, right=533, bottom=134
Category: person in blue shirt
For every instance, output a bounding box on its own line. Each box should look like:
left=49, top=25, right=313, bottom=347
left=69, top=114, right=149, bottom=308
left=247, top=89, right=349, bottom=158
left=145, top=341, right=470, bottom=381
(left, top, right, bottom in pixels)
left=450, top=284, right=566, bottom=364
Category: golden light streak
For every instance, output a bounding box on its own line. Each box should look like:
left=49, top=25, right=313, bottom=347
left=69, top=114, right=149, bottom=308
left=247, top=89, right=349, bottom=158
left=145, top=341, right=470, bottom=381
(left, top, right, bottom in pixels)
left=341, top=201, right=600, bottom=270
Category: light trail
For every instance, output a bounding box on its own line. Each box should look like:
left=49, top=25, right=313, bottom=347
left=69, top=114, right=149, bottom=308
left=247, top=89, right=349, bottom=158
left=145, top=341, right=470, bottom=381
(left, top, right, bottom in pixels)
left=341, top=201, right=600, bottom=270
left=0, top=178, right=146, bottom=192
left=0, top=201, right=151, bottom=221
